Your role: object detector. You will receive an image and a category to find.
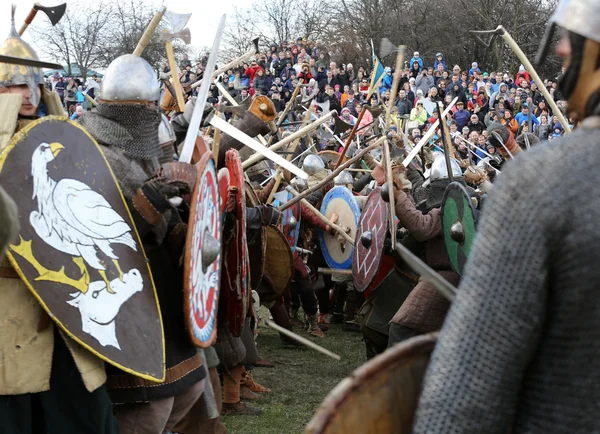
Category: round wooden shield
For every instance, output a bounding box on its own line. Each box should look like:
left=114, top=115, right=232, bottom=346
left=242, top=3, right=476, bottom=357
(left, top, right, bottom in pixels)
left=274, top=190, right=301, bottom=252
left=353, top=188, right=388, bottom=292
left=184, top=151, right=221, bottom=348
left=319, top=186, right=360, bottom=269
left=217, top=168, right=230, bottom=215
left=441, top=182, right=476, bottom=276
left=318, top=150, right=347, bottom=170
left=263, top=226, right=293, bottom=295
left=221, top=149, right=248, bottom=337
left=305, top=333, right=438, bottom=434
left=0, top=117, right=165, bottom=381
left=244, top=181, right=267, bottom=291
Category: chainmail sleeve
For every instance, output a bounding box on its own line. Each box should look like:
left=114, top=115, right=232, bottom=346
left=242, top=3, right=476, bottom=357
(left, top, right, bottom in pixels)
left=413, top=142, right=566, bottom=433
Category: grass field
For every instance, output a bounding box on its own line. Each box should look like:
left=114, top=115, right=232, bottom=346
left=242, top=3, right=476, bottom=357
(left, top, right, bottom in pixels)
left=222, top=309, right=367, bottom=434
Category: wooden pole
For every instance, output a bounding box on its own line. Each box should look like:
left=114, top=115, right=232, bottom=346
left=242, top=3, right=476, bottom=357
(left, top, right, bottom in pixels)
left=133, top=7, right=166, bottom=57
left=334, top=108, right=367, bottom=169
left=385, top=45, right=406, bottom=129
left=242, top=110, right=338, bottom=169
left=287, top=187, right=354, bottom=245
left=496, top=25, right=571, bottom=133
left=264, top=320, right=341, bottom=360
left=267, top=79, right=305, bottom=146
left=382, top=139, right=396, bottom=250
left=164, top=37, right=186, bottom=112
left=279, top=138, right=385, bottom=212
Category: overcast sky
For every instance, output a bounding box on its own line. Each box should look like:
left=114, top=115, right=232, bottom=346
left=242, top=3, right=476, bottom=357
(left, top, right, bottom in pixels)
left=1, top=0, right=255, bottom=57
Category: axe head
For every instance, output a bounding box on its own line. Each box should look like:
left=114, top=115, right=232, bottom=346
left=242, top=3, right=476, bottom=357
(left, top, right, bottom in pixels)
left=163, top=10, right=191, bottom=33
left=380, top=38, right=397, bottom=58
left=34, top=2, right=67, bottom=26
left=162, top=28, right=191, bottom=45
left=251, top=37, right=260, bottom=53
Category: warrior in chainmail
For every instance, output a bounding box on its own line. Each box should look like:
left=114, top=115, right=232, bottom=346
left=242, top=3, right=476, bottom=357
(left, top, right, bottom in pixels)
left=413, top=2, right=600, bottom=432
left=80, top=54, right=207, bottom=432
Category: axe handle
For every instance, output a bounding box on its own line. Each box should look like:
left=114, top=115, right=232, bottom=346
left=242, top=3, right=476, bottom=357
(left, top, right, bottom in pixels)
left=280, top=138, right=385, bottom=212
left=382, top=139, right=396, bottom=250
left=266, top=79, right=304, bottom=146
left=18, top=8, right=39, bottom=36
left=384, top=46, right=406, bottom=129
left=84, top=93, right=98, bottom=107
left=212, top=113, right=222, bottom=163
left=133, top=7, right=166, bottom=57
left=335, top=107, right=366, bottom=169
left=288, top=188, right=354, bottom=246
left=165, top=40, right=186, bottom=112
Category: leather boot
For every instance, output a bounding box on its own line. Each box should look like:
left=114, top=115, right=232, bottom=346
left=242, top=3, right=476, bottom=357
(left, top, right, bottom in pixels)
left=242, top=368, right=272, bottom=393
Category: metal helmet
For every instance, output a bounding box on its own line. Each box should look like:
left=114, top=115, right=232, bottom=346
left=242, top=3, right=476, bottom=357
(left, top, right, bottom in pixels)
left=100, top=54, right=160, bottom=103
left=536, top=0, right=600, bottom=118
left=429, top=154, right=463, bottom=182
left=334, top=170, right=353, bottom=186
left=158, top=114, right=175, bottom=144
left=0, top=9, right=44, bottom=108
left=291, top=176, right=308, bottom=192
left=301, top=154, right=325, bottom=176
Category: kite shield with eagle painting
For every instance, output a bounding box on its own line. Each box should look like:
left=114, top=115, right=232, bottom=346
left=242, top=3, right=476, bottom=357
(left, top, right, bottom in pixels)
left=0, top=117, right=165, bottom=382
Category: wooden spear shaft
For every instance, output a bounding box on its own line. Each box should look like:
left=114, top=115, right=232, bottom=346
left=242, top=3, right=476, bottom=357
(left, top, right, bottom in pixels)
left=385, top=45, right=406, bottom=129
left=287, top=187, right=354, bottom=245
left=279, top=138, right=385, bottom=212
left=267, top=79, right=304, bottom=146
left=334, top=107, right=367, bottom=170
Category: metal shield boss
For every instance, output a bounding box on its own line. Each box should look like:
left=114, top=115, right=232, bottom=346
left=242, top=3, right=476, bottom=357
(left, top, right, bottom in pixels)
left=441, top=182, right=476, bottom=276
left=0, top=117, right=165, bottom=381
left=184, top=151, right=222, bottom=348
left=319, top=186, right=360, bottom=269
left=221, top=149, right=248, bottom=337
left=353, top=188, right=389, bottom=292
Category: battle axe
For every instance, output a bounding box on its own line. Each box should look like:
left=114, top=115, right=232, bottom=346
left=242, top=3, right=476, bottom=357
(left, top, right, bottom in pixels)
left=133, top=7, right=191, bottom=57
left=161, top=28, right=191, bottom=113
left=19, top=2, right=67, bottom=36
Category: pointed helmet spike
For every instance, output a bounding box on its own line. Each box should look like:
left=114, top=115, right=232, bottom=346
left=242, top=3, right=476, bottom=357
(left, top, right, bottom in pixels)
left=10, top=4, right=18, bottom=36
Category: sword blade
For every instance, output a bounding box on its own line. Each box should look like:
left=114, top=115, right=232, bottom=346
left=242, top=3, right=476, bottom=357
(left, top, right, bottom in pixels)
left=179, top=15, right=226, bottom=164
left=209, top=116, right=308, bottom=179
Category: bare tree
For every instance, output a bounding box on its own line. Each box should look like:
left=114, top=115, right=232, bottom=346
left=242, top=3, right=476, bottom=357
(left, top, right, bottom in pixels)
left=31, top=0, right=113, bottom=78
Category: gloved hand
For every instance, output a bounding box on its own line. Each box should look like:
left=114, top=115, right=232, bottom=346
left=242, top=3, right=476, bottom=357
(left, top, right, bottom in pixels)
left=257, top=205, right=282, bottom=227
left=226, top=186, right=238, bottom=214
left=132, top=180, right=179, bottom=226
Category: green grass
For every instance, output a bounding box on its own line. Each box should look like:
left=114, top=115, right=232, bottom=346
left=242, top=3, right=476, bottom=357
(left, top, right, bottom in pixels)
left=222, top=309, right=366, bottom=434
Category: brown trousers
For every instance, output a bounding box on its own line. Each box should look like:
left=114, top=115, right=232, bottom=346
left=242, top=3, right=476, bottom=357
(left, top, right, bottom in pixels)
left=172, top=367, right=227, bottom=434
left=114, top=379, right=205, bottom=434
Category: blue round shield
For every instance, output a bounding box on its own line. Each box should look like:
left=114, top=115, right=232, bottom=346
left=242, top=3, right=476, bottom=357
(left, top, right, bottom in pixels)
left=319, top=186, right=360, bottom=269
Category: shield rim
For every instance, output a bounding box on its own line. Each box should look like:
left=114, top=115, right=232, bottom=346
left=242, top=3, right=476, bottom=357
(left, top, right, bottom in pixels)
left=0, top=116, right=166, bottom=382
left=441, top=181, right=476, bottom=276
left=223, top=149, right=248, bottom=337
left=319, top=186, right=360, bottom=269
left=184, top=151, right=221, bottom=348
left=353, top=188, right=388, bottom=292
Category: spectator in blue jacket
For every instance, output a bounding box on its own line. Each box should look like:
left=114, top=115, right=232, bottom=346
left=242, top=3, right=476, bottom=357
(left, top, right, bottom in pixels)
left=514, top=103, right=539, bottom=129
left=468, top=62, right=481, bottom=77
left=433, top=53, right=447, bottom=71
left=380, top=67, right=393, bottom=93
left=453, top=101, right=470, bottom=130
left=409, top=51, right=424, bottom=71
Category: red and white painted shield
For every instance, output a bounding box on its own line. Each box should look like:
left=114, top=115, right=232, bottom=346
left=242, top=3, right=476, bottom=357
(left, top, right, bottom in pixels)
left=221, top=149, right=248, bottom=337
left=184, top=152, right=221, bottom=348
left=353, top=188, right=388, bottom=292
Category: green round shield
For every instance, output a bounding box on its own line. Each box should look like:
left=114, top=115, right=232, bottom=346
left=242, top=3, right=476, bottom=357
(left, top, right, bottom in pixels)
left=441, top=182, right=476, bottom=276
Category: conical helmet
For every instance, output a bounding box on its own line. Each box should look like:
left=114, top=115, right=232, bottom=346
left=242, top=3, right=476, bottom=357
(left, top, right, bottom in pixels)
left=0, top=6, right=44, bottom=108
